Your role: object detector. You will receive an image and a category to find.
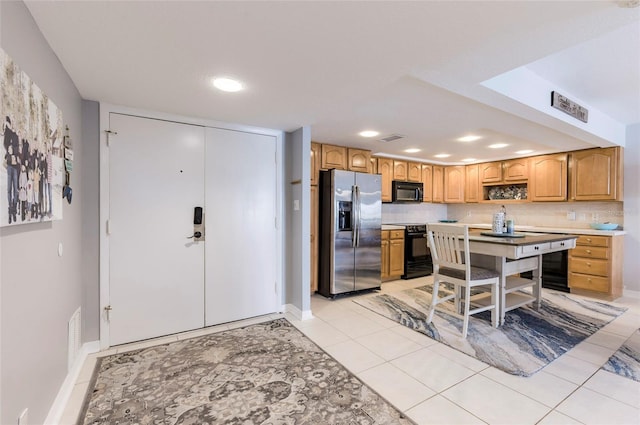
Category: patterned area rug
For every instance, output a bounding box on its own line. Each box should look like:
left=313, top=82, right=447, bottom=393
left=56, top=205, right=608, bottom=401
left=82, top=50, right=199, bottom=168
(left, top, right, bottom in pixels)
left=602, top=328, right=640, bottom=382
left=354, top=285, right=627, bottom=377
left=78, top=319, right=413, bottom=425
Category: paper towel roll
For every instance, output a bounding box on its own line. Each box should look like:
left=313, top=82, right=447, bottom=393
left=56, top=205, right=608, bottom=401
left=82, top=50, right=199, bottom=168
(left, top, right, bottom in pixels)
left=492, top=212, right=505, bottom=233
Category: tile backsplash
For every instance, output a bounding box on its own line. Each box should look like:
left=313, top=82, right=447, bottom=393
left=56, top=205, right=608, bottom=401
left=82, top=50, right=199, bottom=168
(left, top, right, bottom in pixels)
left=382, top=201, right=625, bottom=229
left=382, top=202, right=447, bottom=224
left=448, top=202, right=625, bottom=229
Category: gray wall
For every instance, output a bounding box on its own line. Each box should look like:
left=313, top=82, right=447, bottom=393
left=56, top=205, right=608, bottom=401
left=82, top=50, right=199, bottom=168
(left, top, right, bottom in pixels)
left=81, top=100, right=100, bottom=341
left=284, top=127, right=311, bottom=313
left=0, top=2, right=85, bottom=424
left=623, top=124, right=639, bottom=292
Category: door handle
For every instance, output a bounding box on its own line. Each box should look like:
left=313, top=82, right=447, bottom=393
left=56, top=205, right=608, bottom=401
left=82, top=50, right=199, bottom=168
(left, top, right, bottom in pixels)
left=193, top=207, right=203, bottom=225
left=351, top=188, right=357, bottom=248
left=190, top=206, right=204, bottom=241
left=355, top=185, right=360, bottom=247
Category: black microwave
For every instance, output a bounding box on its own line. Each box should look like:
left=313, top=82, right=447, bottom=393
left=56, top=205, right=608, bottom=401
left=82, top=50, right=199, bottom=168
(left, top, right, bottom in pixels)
left=392, top=180, right=423, bottom=203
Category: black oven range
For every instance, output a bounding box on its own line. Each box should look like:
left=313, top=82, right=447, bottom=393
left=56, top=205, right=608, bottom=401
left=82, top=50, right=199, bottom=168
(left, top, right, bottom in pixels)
left=395, top=224, right=433, bottom=279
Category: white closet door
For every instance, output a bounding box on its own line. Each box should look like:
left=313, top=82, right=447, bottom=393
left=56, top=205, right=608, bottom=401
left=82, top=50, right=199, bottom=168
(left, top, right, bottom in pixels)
left=109, top=113, right=205, bottom=345
left=204, top=127, right=278, bottom=325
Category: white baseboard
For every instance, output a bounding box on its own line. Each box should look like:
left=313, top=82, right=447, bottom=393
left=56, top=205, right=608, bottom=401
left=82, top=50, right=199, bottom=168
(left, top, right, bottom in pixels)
left=44, top=340, right=100, bottom=425
left=623, top=288, right=640, bottom=299
left=284, top=303, right=314, bottom=321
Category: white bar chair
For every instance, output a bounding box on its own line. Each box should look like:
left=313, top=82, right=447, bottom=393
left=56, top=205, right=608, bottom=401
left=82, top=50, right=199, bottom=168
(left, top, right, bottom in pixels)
left=426, top=224, right=500, bottom=338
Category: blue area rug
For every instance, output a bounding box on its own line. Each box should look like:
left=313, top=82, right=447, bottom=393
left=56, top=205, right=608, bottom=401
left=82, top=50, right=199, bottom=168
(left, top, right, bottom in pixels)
left=602, top=328, right=640, bottom=382
left=354, top=285, right=627, bottom=376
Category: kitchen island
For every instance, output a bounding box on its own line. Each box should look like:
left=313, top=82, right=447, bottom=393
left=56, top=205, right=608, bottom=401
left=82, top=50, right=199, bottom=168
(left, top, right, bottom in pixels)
left=462, top=230, right=578, bottom=324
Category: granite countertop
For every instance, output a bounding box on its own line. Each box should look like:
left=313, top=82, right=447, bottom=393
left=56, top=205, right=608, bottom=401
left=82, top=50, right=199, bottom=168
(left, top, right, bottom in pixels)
left=468, top=229, right=578, bottom=246
left=382, top=224, right=406, bottom=230
left=464, top=223, right=626, bottom=236
left=382, top=222, right=625, bottom=236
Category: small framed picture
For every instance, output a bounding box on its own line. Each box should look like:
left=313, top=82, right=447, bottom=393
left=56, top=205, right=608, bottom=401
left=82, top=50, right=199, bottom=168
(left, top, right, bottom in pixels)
left=64, top=135, right=72, bottom=148
left=64, top=148, right=74, bottom=161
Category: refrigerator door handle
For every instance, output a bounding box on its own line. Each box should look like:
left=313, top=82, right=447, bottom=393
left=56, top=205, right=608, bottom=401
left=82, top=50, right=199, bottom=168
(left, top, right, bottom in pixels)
left=351, top=187, right=357, bottom=248
left=355, top=185, right=361, bottom=247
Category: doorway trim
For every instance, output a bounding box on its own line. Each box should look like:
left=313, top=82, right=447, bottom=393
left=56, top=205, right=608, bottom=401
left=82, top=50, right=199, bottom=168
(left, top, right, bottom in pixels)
left=99, top=103, right=285, bottom=349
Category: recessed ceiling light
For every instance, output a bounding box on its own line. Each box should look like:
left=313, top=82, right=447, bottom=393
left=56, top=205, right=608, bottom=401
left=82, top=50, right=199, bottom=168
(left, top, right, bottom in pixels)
left=516, top=149, right=534, bottom=154
left=457, top=135, right=482, bottom=142
left=462, top=158, right=477, bottom=162
left=488, top=143, right=509, bottom=149
left=212, top=77, right=244, bottom=92
left=434, top=153, right=451, bottom=158
left=404, top=148, right=421, bottom=153
left=359, top=130, right=380, bottom=138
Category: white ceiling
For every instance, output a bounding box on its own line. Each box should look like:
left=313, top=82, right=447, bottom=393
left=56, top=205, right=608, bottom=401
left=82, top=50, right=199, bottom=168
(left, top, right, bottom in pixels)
left=24, top=1, right=640, bottom=164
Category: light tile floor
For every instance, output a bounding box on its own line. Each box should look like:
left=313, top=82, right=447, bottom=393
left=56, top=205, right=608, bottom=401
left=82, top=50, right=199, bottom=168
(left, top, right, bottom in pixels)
left=61, top=277, right=640, bottom=425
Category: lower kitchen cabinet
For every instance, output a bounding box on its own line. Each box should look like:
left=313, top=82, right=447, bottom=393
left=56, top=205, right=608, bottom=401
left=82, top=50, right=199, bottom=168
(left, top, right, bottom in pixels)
left=382, top=230, right=404, bottom=280
left=568, top=234, right=623, bottom=299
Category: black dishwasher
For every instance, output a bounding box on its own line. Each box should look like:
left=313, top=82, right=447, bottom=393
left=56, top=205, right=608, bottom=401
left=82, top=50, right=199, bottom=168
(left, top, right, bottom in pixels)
left=521, top=250, right=570, bottom=292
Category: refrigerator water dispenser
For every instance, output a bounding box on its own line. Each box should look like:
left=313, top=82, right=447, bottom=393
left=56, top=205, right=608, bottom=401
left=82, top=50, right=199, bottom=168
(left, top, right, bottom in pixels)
left=338, top=201, right=352, bottom=230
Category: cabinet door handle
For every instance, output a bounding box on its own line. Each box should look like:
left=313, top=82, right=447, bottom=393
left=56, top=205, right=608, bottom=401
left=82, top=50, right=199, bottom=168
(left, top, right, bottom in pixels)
left=586, top=249, right=592, bottom=254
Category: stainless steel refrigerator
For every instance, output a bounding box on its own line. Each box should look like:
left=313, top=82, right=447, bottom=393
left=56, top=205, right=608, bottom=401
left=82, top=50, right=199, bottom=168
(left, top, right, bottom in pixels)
left=319, top=169, right=381, bottom=297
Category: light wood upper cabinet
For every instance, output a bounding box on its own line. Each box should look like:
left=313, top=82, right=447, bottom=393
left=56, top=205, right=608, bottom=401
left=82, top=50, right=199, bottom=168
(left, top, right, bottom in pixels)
left=444, top=166, right=465, bottom=203
left=377, top=157, right=393, bottom=202
left=503, top=159, right=529, bottom=181
left=310, top=142, right=321, bottom=186
left=481, top=159, right=528, bottom=184
left=321, top=144, right=347, bottom=170
left=393, top=160, right=408, bottom=181
left=370, top=157, right=378, bottom=174
left=432, top=165, right=444, bottom=203
left=407, top=162, right=422, bottom=182
left=465, top=164, right=480, bottom=203
left=421, top=164, right=433, bottom=203
left=347, top=148, right=371, bottom=173
left=480, top=162, right=502, bottom=183
left=529, top=153, right=568, bottom=202
left=570, top=147, right=622, bottom=201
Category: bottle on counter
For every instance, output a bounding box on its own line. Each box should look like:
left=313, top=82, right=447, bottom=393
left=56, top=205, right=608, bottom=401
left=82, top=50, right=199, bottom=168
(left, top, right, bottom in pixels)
left=506, top=219, right=514, bottom=234
left=501, top=205, right=507, bottom=233
left=492, top=206, right=506, bottom=233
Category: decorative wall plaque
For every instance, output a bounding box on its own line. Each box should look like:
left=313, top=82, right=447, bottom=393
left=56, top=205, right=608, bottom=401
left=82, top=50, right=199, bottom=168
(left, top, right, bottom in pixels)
left=551, top=91, right=589, bottom=123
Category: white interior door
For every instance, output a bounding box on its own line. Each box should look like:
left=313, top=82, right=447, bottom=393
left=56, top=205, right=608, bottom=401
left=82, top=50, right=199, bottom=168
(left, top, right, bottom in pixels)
left=109, top=113, right=205, bottom=345
left=204, top=127, right=278, bottom=325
